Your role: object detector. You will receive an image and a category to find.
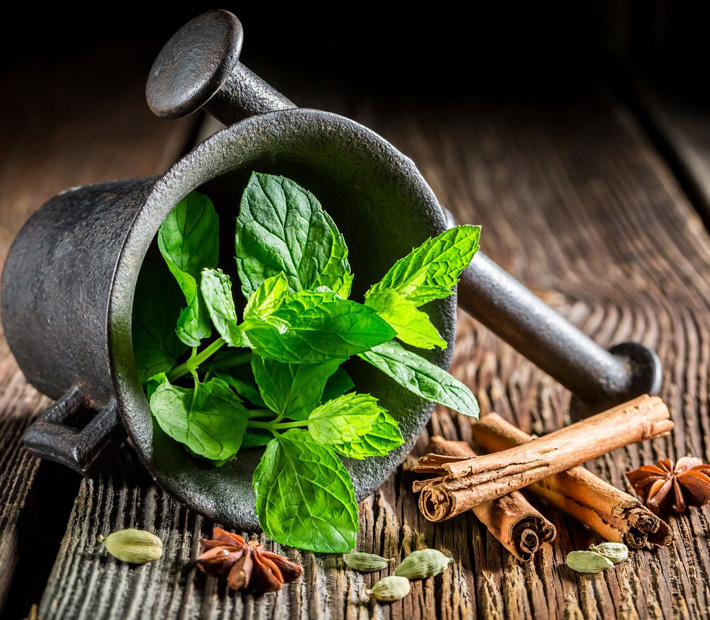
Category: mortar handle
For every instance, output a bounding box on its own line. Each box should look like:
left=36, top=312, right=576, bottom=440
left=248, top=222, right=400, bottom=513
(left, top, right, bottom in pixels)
left=146, top=10, right=296, bottom=126
left=23, top=385, right=125, bottom=475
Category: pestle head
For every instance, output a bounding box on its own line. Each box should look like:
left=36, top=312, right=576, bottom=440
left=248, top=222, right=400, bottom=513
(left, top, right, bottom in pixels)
left=147, top=9, right=243, bottom=119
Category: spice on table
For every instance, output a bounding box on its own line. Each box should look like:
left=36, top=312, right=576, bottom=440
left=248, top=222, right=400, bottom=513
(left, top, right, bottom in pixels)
left=394, top=548, right=452, bottom=579
left=367, top=575, right=411, bottom=602
left=425, top=436, right=556, bottom=562
left=626, top=457, right=710, bottom=517
left=98, top=528, right=163, bottom=564
left=343, top=551, right=393, bottom=572
left=566, top=550, right=614, bottom=574
left=468, top=412, right=671, bottom=548
left=567, top=541, right=629, bottom=573
left=413, top=395, right=673, bottom=523
left=590, top=542, right=628, bottom=564
left=196, top=527, right=303, bottom=594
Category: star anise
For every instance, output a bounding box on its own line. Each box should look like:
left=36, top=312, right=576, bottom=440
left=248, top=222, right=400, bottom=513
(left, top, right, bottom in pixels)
left=196, top=527, right=303, bottom=594
left=626, top=457, right=710, bottom=517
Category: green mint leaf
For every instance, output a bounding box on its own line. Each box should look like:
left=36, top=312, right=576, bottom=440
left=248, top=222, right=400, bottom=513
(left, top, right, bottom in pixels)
left=243, top=272, right=289, bottom=320
left=200, top=268, right=246, bottom=347
left=366, top=289, right=447, bottom=350
left=404, top=285, right=455, bottom=306
left=202, top=348, right=252, bottom=374
left=253, top=430, right=358, bottom=553
left=132, top=262, right=188, bottom=383
left=158, top=191, right=220, bottom=275
left=145, top=372, right=168, bottom=401
left=242, top=430, right=274, bottom=449
left=236, top=172, right=332, bottom=298
left=307, top=393, right=403, bottom=459
left=244, top=291, right=396, bottom=363
left=313, top=212, right=353, bottom=298
left=158, top=191, right=220, bottom=346
left=252, top=354, right=342, bottom=420
left=150, top=377, right=249, bottom=462
left=173, top=274, right=210, bottom=347
left=214, top=372, right=267, bottom=408
left=365, top=225, right=481, bottom=305
left=321, top=366, right=355, bottom=403
left=359, top=341, right=479, bottom=417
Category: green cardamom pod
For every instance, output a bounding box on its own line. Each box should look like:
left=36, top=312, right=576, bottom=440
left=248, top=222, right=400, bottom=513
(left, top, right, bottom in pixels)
left=394, top=548, right=452, bottom=580
left=99, top=528, right=163, bottom=564
left=367, top=576, right=411, bottom=602
left=566, top=550, right=614, bottom=574
left=590, top=542, right=628, bottom=564
left=343, top=551, right=393, bottom=572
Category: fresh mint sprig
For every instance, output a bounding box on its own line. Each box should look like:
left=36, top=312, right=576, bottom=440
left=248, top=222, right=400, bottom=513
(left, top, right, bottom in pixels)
left=132, top=172, right=481, bottom=553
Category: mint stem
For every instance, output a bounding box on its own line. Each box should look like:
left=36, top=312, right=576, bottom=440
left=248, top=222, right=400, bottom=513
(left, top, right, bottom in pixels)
left=168, top=338, right=227, bottom=381
left=247, top=419, right=308, bottom=431
left=273, top=420, right=308, bottom=429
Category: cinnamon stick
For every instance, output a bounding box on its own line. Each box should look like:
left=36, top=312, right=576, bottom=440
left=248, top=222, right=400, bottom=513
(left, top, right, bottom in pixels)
left=413, top=395, right=673, bottom=522
left=426, top=436, right=556, bottom=562
left=470, top=413, right=671, bottom=548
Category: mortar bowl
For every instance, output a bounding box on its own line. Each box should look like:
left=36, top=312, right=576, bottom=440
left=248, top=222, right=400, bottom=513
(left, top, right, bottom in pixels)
left=2, top=108, right=455, bottom=529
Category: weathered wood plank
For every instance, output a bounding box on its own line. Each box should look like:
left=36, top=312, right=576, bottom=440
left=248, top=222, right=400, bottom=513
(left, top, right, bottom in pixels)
left=0, top=50, right=194, bottom=617
left=628, top=67, right=710, bottom=232
left=31, top=71, right=710, bottom=620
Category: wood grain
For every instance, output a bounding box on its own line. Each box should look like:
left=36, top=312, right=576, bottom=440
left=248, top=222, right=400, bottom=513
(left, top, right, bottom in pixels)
left=0, top=50, right=194, bottom=617
left=4, top=60, right=710, bottom=618
left=629, top=67, right=710, bottom=231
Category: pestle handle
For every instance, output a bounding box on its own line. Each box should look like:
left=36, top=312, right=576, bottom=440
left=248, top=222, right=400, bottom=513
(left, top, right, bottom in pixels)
left=146, top=10, right=295, bottom=126
left=457, top=254, right=662, bottom=415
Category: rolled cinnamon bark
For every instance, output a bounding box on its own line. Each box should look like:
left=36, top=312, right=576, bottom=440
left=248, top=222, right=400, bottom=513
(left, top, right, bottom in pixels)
left=470, top=414, right=671, bottom=548
left=414, top=395, right=673, bottom=522
left=426, top=436, right=556, bottom=562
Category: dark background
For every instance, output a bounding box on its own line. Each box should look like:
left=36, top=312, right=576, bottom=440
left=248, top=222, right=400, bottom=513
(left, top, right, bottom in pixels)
left=3, top=1, right=709, bottom=94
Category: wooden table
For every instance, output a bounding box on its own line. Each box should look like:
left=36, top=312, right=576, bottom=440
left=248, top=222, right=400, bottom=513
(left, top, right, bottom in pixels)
left=2, top=49, right=710, bottom=620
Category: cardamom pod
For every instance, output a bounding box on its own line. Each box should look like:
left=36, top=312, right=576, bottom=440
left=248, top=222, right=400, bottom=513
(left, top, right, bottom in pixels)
left=394, top=548, right=452, bottom=580
left=590, top=542, right=628, bottom=564
left=343, top=551, right=393, bottom=572
left=367, top=576, right=411, bottom=602
left=99, top=528, right=163, bottom=564
left=566, top=550, right=613, bottom=574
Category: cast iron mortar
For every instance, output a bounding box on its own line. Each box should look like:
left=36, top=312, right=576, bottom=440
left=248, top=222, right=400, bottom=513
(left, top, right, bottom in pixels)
left=1, top=10, right=662, bottom=530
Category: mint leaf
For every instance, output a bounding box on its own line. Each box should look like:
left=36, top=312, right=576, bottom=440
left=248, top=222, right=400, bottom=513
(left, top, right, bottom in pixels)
left=244, top=291, right=396, bottom=363
left=150, top=377, right=249, bottom=462
left=173, top=274, right=210, bottom=347
left=145, top=372, right=168, bottom=401
left=243, top=272, right=288, bottom=320
left=202, top=348, right=252, bottom=375
left=158, top=191, right=219, bottom=346
left=236, top=172, right=332, bottom=298
left=360, top=341, right=479, bottom=417
left=307, top=393, right=403, bottom=459
left=321, top=366, right=355, bottom=403
left=253, top=429, right=358, bottom=553
left=252, top=354, right=342, bottom=420
left=132, top=262, right=188, bottom=383
left=366, top=225, right=481, bottom=305
left=242, top=430, right=273, bottom=449
left=159, top=192, right=220, bottom=275
left=214, top=372, right=266, bottom=408
left=313, top=212, right=353, bottom=298
left=200, top=268, right=246, bottom=347
left=366, top=289, right=447, bottom=350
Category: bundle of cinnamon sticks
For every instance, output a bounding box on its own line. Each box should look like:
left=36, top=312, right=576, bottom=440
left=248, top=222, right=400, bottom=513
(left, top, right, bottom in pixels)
left=413, top=395, right=673, bottom=562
